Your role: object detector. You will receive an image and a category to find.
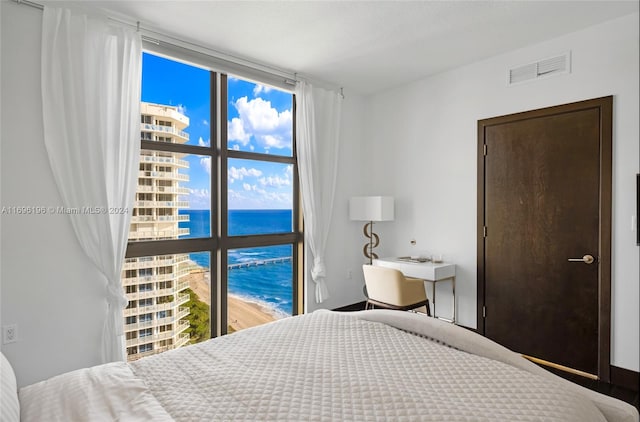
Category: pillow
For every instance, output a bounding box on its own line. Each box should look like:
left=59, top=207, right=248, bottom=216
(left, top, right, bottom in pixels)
left=1, top=352, right=20, bottom=422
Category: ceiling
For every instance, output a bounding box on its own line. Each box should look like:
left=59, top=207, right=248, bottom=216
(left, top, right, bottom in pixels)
left=55, top=1, right=638, bottom=95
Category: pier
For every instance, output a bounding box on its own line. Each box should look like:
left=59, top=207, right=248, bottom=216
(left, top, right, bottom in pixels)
left=228, top=256, right=292, bottom=270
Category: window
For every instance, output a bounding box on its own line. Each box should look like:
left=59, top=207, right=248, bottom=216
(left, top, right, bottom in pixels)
left=122, top=52, right=301, bottom=362
left=140, top=313, right=153, bottom=323
left=139, top=298, right=153, bottom=307
left=139, top=283, right=153, bottom=292
left=223, top=74, right=300, bottom=332
left=139, top=343, right=153, bottom=353
left=139, top=268, right=152, bottom=277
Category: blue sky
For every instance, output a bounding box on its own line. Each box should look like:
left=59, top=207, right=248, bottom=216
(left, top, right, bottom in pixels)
left=141, top=53, right=293, bottom=210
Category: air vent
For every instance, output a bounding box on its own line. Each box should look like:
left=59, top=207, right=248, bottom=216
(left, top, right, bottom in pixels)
left=508, top=51, right=571, bottom=85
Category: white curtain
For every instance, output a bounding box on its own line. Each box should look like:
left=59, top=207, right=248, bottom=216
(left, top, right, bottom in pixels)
left=295, top=81, right=343, bottom=303
left=41, top=7, right=142, bottom=362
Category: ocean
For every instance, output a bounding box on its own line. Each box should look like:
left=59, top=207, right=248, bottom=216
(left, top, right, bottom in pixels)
left=179, top=209, right=293, bottom=316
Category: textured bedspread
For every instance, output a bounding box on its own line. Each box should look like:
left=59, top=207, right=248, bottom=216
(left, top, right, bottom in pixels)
left=129, top=310, right=613, bottom=421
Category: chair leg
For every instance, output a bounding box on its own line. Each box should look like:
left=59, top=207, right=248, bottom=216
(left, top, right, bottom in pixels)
left=425, top=300, right=432, bottom=317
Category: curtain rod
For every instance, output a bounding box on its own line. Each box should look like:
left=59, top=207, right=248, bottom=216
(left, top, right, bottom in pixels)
left=15, top=0, right=43, bottom=10
left=12, top=0, right=345, bottom=97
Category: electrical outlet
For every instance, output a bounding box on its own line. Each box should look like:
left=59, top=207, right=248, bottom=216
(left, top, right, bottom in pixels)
left=3, top=324, right=18, bottom=344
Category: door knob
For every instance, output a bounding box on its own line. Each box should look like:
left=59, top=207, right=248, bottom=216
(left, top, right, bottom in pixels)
left=568, top=254, right=595, bottom=264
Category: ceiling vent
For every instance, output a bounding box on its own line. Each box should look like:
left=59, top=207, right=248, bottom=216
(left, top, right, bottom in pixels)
left=508, top=51, right=571, bottom=85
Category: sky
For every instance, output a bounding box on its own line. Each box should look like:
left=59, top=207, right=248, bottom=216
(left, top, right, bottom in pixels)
left=141, top=53, right=293, bottom=210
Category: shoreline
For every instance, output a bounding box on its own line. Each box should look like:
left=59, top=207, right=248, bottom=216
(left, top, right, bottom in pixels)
left=182, top=269, right=278, bottom=331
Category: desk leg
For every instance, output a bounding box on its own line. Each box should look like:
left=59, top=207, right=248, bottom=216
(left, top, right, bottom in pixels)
left=432, top=277, right=456, bottom=324
left=451, top=276, right=456, bottom=324
left=432, top=281, right=436, bottom=318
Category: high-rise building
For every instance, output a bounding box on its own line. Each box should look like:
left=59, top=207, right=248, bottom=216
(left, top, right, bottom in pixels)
left=121, top=102, right=192, bottom=361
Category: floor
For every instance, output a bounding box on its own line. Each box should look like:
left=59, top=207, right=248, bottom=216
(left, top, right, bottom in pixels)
left=333, top=303, right=640, bottom=412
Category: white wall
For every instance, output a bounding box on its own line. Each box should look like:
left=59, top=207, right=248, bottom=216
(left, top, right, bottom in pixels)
left=1, top=1, right=107, bottom=386
left=365, top=13, right=639, bottom=372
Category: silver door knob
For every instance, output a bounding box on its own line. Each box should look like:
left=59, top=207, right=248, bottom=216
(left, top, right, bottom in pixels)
left=568, top=254, right=595, bottom=264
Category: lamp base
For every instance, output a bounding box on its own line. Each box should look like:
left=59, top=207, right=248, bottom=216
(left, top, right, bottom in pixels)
left=363, top=221, right=379, bottom=265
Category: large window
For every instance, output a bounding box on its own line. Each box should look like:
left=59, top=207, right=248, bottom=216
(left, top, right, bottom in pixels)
left=122, top=52, right=302, bottom=361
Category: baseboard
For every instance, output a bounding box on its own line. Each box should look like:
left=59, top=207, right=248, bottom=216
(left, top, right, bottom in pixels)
left=611, top=365, right=640, bottom=392
left=332, top=301, right=366, bottom=312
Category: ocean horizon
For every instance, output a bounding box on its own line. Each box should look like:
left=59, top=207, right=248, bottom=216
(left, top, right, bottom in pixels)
left=179, top=209, right=293, bottom=316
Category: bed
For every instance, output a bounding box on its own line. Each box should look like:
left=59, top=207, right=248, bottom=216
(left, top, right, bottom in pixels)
left=4, top=309, right=639, bottom=421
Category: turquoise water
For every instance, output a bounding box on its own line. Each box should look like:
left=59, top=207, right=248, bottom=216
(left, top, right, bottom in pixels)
left=179, top=209, right=293, bottom=315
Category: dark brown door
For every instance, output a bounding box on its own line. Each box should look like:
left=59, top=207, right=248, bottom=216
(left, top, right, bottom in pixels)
left=477, top=96, right=612, bottom=380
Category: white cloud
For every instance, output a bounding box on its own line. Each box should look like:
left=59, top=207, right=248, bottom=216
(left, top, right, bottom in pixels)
left=228, top=117, right=250, bottom=145
left=236, top=97, right=287, bottom=132
left=198, top=137, right=210, bottom=147
left=259, top=175, right=290, bottom=188
left=188, top=188, right=210, bottom=209
left=242, top=183, right=253, bottom=191
left=190, top=188, right=210, bottom=198
left=176, top=104, right=187, bottom=115
left=202, top=119, right=209, bottom=126
left=200, top=157, right=211, bottom=174
left=228, top=97, right=292, bottom=151
left=228, top=166, right=262, bottom=183
left=262, top=135, right=284, bottom=149
left=253, top=84, right=273, bottom=96
left=232, top=144, right=240, bottom=151
left=227, top=187, right=292, bottom=210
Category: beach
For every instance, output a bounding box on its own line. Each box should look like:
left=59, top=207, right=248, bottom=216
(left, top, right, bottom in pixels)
left=183, top=270, right=277, bottom=332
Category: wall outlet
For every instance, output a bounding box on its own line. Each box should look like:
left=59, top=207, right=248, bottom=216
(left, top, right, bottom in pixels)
left=3, top=324, right=18, bottom=344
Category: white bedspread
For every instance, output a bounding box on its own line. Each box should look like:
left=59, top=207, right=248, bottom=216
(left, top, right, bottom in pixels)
left=129, top=310, right=614, bottom=421
left=19, top=360, right=172, bottom=421
left=19, top=310, right=639, bottom=422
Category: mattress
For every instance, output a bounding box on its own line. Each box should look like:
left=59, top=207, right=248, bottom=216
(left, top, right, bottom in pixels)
left=19, top=309, right=639, bottom=421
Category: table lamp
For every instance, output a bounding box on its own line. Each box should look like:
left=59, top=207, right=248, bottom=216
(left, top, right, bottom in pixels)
left=349, top=196, right=394, bottom=264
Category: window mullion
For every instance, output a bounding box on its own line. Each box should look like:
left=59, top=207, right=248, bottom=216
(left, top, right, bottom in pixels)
left=216, top=72, right=229, bottom=336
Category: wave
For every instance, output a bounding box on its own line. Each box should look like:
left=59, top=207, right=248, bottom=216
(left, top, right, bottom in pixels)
left=229, top=293, right=290, bottom=320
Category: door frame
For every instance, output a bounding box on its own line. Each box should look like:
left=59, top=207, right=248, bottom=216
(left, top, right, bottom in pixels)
left=476, top=96, right=613, bottom=381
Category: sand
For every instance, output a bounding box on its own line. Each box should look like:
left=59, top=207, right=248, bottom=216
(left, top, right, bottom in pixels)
left=184, top=270, right=277, bottom=332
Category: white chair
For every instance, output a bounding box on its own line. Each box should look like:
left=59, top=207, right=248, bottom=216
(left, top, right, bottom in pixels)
left=362, top=264, right=431, bottom=315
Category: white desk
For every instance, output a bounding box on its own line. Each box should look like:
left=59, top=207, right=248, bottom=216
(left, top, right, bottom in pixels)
left=373, top=257, right=456, bottom=323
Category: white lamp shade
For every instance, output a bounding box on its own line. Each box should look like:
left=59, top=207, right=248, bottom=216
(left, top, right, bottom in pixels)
left=349, top=196, right=394, bottom=221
